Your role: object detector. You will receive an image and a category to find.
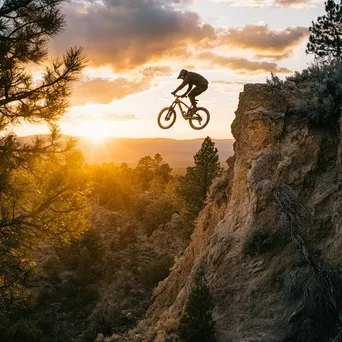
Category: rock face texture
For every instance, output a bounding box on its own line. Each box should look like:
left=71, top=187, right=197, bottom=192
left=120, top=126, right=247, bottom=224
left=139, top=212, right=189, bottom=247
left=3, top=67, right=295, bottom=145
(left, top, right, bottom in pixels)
left=130, top=83, right=342, bottom=341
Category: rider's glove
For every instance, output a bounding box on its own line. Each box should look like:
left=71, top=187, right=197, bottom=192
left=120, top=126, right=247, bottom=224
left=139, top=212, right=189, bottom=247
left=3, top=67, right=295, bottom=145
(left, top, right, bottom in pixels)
left=181, top=94, right=187, bottom=98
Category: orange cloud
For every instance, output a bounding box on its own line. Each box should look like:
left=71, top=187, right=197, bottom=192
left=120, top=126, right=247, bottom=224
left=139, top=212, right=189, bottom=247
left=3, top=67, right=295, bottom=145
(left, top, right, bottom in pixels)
left=221, top=23, right=308, bottom=59
left=70, top=66, right=171, bottom=106
left=51, top=0, right=216, bottom=71
left=199, top=52, right=291, bottom=74
left=209, top=0, right=317, bottom=8
left=61, top=113, right=139, bottom=123
left=273, top=0, right=311, bottom=7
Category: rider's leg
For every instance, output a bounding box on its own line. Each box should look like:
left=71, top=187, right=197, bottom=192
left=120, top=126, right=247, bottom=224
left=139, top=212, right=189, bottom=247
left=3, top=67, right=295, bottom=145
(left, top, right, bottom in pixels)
left=189, top=95, right=197, bottom=109
left=188, top=84, right=208, bottom=111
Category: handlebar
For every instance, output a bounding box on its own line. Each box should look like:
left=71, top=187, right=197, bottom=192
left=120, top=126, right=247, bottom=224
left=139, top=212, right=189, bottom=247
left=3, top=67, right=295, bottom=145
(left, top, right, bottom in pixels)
left=172, top=93, right=187, bottom=98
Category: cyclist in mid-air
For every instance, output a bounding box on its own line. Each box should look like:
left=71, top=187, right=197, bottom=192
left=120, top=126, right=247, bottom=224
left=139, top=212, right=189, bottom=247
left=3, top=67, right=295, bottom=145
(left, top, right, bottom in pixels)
left=171, top=69, right=209, bottom=118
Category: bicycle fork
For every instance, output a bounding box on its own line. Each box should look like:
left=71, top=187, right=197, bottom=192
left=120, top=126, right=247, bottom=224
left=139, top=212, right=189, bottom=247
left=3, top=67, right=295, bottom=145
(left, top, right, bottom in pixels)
left=166, top=101, right=177, bottom=120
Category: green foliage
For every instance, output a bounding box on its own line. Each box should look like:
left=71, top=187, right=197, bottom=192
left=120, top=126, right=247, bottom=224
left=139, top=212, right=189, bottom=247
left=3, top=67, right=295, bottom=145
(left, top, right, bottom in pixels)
left=307, top=0, right=342, bottom=62
left=90, top=154, right=173, bottom=214
left=90, top=162, right=136, bottom=212
left=140, top=255, right=174, bottom=287
left=173, top=137, right=223, bottom=238
left=135, top=154, right=172, bottom=192
left=243, top=227, right=274, bottom=256
left=142, top=195, right=177, bottom=235
left=0, top=0, right=87, bottom=319
left=0, top=319, right=47, bottom=342
left=178, top=267, right=216, bottom=342
left=31, top=229, right=106, bottom=341
left=0, top=141, right=90, bottom=316
left=193, top=137, right=223, bottom=201
left=288, top=61, right=342, bottom=126
left=268, top=60, right=342, bottom=126
left=266, top=72, right=284, bottom=88
left=26, top=153, right=181, bottom=341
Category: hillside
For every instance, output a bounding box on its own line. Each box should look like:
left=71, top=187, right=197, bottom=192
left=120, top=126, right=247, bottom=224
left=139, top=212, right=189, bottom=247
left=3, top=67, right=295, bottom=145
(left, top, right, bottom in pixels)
left=114, top=81, right=342, bottom=341
left=78, top=137, right=234, bottom=169
left=20, top=136, right=234, bottom=170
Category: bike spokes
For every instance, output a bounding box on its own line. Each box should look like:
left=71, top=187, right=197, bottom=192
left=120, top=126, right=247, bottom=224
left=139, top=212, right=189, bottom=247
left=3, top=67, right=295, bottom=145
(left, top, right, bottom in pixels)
left=189, top=107, right=210, bottom=130
left=158, top=107, right=177, bottom=129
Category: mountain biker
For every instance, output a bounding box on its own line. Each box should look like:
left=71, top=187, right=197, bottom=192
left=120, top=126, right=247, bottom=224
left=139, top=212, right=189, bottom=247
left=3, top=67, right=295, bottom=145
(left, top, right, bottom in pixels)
left=171, top=69, right=209, bottom=117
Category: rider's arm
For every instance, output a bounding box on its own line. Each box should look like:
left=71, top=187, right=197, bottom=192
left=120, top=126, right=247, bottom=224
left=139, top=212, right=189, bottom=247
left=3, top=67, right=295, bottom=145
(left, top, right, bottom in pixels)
left=173, top=76, right=189, bottom=94
left=183, top=84, right=193, bottom=96
left=173, top=81, right=187, bottom=94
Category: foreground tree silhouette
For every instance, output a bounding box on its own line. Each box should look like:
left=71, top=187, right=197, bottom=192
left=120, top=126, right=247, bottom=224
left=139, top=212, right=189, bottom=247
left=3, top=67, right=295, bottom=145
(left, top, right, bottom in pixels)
left=307, top=0, right=342, bottom=61
left=0, top=0, right=87, bottom=318
left=178, top=267, right=216, bottom=342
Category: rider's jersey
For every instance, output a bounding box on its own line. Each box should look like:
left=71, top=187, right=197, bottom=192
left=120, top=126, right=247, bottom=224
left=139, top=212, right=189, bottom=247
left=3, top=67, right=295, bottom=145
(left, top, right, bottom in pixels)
left=181, top=72, right=209, bottom=87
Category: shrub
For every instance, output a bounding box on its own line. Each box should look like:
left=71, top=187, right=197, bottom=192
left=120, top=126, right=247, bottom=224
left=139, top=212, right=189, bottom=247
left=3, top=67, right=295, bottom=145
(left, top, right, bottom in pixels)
left=140, top=254, right=174, bottom=287
left=142, top=196, right=176, bottom=235
left=178, top=267, right=216, bottom=342
left=266, top=72, right=284, bottom=89
left=0, top=320, right=47, bottom=342
left=207, top=171, right=229, bottom=205
left=243, top=227, right=274, bottom=256
left=269, top=61, right=342, bottom=127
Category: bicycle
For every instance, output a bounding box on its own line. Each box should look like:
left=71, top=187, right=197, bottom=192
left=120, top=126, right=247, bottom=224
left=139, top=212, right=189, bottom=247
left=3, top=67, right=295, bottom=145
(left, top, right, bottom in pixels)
left=157, top=94, right=210, bottom=130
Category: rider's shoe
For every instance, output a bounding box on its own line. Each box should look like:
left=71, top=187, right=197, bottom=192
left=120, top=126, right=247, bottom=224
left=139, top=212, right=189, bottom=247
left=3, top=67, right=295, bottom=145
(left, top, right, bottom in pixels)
left=184, top=107, right=197, bottom=119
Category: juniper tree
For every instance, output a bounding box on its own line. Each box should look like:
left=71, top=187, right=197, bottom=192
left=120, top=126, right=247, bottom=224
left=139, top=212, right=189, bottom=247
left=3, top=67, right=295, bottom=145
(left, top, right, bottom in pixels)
left=178, top=267, right=216, bottom=342
left=307, top=0, right=342, bottom=61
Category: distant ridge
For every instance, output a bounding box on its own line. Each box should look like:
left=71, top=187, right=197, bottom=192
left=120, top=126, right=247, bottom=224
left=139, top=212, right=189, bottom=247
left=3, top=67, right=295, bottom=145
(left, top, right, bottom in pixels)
left=19, top=135, right=234, bottom=169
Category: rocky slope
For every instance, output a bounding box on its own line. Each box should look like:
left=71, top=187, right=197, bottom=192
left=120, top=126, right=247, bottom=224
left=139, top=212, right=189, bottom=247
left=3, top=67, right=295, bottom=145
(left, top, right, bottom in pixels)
left=113, top=83, right=342, bottom=342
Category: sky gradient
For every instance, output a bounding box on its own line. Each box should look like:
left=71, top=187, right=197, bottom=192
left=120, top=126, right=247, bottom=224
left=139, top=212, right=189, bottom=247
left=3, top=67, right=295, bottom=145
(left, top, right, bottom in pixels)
left=16, top=0, right=326, bottom=139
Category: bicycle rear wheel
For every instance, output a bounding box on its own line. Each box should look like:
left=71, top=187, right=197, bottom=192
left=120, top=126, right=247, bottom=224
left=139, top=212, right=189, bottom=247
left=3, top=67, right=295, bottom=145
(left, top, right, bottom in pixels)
left=189, top=107, right=210, bottom=130
left=158, top=107, right=177, bottom=129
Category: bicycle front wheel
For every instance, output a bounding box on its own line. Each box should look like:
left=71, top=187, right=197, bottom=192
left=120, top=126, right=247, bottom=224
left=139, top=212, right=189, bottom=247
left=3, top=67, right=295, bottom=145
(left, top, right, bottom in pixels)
left=189, top=107, right=210, bottom=130
left=158, top=107, right=177, bottom=129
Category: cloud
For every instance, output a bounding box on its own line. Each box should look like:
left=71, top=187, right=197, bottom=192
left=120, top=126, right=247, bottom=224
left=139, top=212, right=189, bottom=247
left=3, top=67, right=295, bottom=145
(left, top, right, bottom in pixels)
left=101, top=113, right=139, bottom=121
left=272, top=0, right=315, bottom=7
left=254, top=50, right=294, bottom=60
left=199, top=52, right=291, bottom=74
left=70, top=66, right=171, bottom=106
left=61, top=113, right=140, bottom=123
left=211, top=81, right=246, bottom=93
left=211, top=81, right=247, bottom=85
left=208, top=0, right=320, bottom=8
left=208, top=0, right=264, bottom=7
left=221, top=23, right=308, bottom=59
left=51, top=0, right=216, bottom=70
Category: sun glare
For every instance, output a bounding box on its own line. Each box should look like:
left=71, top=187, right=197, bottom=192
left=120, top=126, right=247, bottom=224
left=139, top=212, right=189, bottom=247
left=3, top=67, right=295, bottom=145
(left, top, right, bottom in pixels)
left=77, top=120, right=111, bottom=143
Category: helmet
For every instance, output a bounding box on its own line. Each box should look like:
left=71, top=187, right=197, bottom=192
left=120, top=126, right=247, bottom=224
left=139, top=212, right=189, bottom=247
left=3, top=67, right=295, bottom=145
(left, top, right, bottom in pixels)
left=177, top=69, right=188, bottom=79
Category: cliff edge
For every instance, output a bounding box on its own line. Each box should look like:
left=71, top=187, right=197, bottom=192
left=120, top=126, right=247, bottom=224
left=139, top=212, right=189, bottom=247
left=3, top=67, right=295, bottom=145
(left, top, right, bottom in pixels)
left=122, top=83, right=342, bottom=342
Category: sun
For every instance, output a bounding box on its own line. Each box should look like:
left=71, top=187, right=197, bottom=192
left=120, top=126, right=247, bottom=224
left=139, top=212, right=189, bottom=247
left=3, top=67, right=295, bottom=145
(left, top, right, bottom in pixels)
left=88, top=128, right=106, bottom=143
left=78, top=120, right=111, bottom=143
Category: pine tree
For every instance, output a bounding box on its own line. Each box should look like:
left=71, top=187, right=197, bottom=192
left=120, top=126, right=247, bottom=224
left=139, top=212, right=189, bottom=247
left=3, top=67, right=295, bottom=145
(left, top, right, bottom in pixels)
left=174, top=137, right=223, bottom=236
left=193, top=137, right=223, bottom=203
left=178, top=267, right=216, bottom=342
left=0, top=0, right=87, bottom=314
left=306, top=0, right=342, bottom=61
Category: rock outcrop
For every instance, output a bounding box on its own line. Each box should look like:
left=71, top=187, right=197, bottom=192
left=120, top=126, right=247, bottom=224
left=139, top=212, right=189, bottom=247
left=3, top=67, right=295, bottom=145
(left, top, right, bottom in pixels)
left=124, top=83, right=342, bottom=341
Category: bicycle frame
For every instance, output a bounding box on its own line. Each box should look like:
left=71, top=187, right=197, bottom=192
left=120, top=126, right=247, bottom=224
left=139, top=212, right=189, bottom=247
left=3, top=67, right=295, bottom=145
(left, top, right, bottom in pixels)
left=167, top=97, right=190, bottom=119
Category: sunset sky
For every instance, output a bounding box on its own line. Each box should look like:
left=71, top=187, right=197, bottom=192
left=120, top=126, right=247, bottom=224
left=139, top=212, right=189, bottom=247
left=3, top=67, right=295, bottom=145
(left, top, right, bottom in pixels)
left=16, top=0, right=325, bottom=140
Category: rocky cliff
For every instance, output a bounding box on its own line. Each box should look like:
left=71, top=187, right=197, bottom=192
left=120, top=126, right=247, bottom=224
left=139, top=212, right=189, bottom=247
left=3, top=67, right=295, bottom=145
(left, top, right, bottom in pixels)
left=119, top=83, right=342, bottom=342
